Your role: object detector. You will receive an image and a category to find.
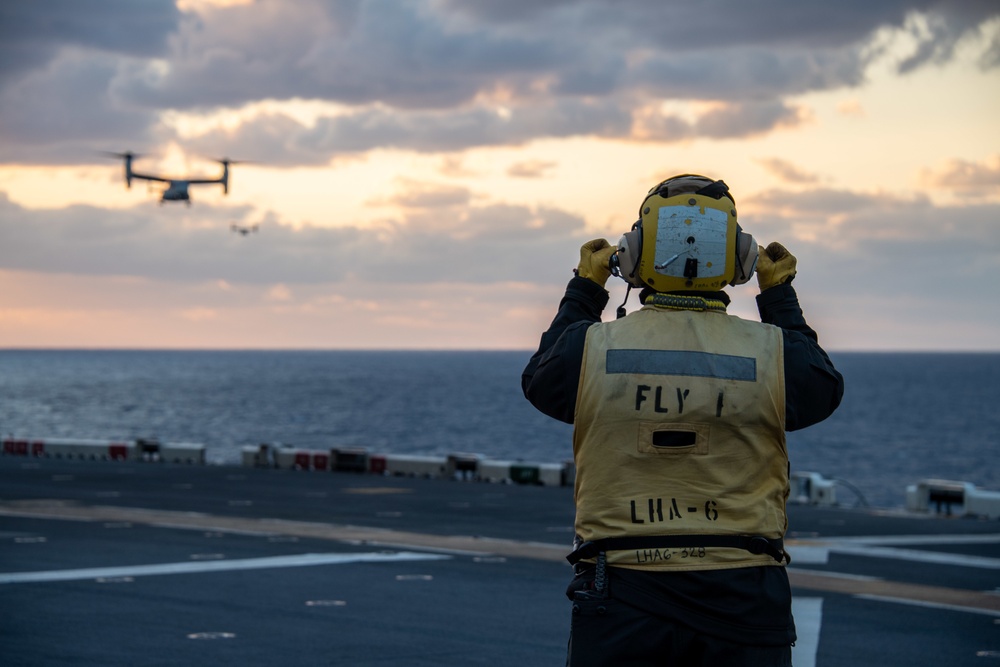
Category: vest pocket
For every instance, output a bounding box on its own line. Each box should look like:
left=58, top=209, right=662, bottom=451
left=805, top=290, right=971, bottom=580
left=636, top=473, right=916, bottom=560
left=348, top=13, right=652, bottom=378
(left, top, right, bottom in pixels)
left=638, top=421, right=710, bottom=456
left=653, top=430, right=697, bottom=448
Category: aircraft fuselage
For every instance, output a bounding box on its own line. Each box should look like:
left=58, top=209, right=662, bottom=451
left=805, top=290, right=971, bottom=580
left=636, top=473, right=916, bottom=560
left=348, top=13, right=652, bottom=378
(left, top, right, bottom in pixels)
left=161, top=182, right=191, bottom=201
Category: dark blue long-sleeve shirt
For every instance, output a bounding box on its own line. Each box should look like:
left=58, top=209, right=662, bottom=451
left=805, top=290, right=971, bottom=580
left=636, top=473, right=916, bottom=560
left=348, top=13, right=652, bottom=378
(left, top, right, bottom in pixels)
left=522, top=277, right=843, bottom=430
left=520, top=276, right=844, bottom=646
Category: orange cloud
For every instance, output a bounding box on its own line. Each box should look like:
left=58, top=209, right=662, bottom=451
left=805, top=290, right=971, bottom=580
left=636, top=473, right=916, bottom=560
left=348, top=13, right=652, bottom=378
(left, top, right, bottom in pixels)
left=920, top=155, right=1000, bottom=196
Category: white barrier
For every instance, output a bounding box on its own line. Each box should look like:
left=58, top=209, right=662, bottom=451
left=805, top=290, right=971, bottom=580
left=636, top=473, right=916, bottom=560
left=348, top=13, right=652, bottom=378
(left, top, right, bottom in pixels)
left=246, top=443, right=368, bottom=473
left=3, top=437, right=133, bottom=461
left=965, top=487, right=1000, bottom=520
left=906, top=479, right=971, bottom=515
left=160, top=442, right=206, bottom=465
left=383, top=454, right=447, bottom=478
left=476, top=460, right=508, bottom=483
left=273, top=446, right=299, bottom=469
left=239, top=446, right=573, bottom=486
left=446, top=453, right=480, bottom=479
left=906, top=479, right=1000, bottom=519
left=273, top=446, right=331, bottom=471
left=790, top=472, right=837, bottom=506
left=1, top=436, right=205, bottom=464
left=478, top=460, right=568, bottom=486
left=133, top=438, right=206, bottom=464
left=242, top=444, right=273, bottom=468
left=535, top=463, right=566, bottom=487
left=14, top=434, right=999, bottom=506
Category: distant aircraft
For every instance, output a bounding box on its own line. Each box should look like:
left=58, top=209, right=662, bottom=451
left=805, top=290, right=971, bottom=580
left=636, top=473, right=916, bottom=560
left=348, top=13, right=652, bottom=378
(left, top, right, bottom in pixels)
left=230, top=223, right=259, bottom=236
left=105, top=151, right=246, bottom=206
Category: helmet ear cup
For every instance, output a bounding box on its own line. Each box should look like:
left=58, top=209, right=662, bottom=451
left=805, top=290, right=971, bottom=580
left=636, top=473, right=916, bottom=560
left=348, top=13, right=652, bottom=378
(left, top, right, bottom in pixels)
left=615, top=227, right=643, bottom=287
left=731, top=228, right=758, bottom=285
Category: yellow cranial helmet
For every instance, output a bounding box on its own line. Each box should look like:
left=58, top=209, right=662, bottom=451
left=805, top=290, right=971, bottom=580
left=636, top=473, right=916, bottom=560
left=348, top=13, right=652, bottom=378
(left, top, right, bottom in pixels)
left=614, top=174, right=757, bottom=292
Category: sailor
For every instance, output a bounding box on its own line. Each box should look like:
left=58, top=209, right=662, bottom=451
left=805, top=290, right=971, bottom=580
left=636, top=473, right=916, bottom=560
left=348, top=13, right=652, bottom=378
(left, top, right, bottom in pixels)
left=522, top=174, right=844, bottom=666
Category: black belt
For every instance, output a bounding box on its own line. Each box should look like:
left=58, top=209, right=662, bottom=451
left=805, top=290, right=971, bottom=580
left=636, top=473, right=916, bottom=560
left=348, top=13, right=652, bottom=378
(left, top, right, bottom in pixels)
left=567, top=534, right=786, bottom=565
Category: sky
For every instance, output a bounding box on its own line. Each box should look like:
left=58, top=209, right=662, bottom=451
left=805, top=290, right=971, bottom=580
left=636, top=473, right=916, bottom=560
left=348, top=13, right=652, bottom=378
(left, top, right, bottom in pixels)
left=0, top=0, right=998, bottom=351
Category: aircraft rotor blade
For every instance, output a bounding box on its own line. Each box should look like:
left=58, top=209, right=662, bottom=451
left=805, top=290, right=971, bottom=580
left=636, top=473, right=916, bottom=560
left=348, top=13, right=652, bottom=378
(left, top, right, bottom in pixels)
left=211, top=157, right=254, bottom=166
left=100, top=150, right=144, bottom=160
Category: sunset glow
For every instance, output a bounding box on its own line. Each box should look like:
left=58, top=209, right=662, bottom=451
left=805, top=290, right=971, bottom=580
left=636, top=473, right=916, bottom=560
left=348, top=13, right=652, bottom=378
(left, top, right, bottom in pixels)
left=1, top=2, right=998, bottom=350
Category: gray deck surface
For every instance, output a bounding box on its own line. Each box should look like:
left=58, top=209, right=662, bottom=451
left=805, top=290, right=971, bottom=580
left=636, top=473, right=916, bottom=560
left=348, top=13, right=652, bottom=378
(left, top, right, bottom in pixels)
left=1, top=457, right=998, bottom=666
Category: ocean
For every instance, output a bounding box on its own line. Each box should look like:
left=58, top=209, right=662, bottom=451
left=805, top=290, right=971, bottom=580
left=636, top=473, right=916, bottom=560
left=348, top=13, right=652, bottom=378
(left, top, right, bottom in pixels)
left=1, top=350, right=997, bottom=509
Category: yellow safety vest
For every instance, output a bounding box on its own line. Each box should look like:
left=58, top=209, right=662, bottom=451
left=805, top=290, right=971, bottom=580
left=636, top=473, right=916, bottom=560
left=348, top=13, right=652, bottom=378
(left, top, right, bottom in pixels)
left=573, top=304, right=788, bottom=571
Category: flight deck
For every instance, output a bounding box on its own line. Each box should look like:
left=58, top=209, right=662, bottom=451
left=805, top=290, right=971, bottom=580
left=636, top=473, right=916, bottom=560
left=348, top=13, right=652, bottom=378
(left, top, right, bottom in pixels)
left=1, top=457, right=998, bottom=666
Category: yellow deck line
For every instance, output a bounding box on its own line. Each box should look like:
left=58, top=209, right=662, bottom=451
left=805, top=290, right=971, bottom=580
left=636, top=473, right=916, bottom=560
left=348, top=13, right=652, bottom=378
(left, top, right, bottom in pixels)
left=3, top=500, right=998, bottom=614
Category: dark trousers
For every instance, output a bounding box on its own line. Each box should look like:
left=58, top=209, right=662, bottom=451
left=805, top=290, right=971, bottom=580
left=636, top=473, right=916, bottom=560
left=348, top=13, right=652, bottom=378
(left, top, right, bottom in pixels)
left=567, top=595, right=792, bottom=667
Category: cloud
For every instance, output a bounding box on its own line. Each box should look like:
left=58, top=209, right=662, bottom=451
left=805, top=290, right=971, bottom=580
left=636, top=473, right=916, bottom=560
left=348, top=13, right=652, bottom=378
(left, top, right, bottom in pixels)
left=264, top=284, right=292, bottom=302
left=743, top=187, right=1000, bottom=291
left=129, top=0, right=892, bottom=109
left=836, top=98, right=866, bottom=117
left=633, top=100, right=808, bottom=142
left=0, top=0, right=180, bottom=86
left=2, top=0, right=996, bottom=165
left=980, top=21, right=1000, bottom=69
left=5, top=180, right=999, bottom=309
left=694, top=101, right=807, bottom=139
left=176, top=98, right=811, bottom=164
left=919, top=155, right=1000, bottom=196
left=179, top=100, right=633, bottom=163
left=755, top=158, right=821, bottom=185
left=507, top=160, right=558, bottom=178
left=895, top=5, right=1000, bottom=74
left=0, top=50, right=164, bottom=163
left=379, top=181, right=474, bottom=211
left=626, top=48, right=868, bottom=102
left=0, top=188, right=588, bottom=287
left=114, top=0, right=564, bottom=111
left=441, top=1, right=977, bottom=52
left=174, top=113, right=321, bottom=167
left=4, top=178, right=1000, bottom=350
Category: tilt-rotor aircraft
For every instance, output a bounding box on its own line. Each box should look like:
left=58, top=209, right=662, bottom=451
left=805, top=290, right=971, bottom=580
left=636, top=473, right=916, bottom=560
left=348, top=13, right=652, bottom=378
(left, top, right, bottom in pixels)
left=106, top=151, right=244, bottom=206
left=230, top=223, right=259, bottom=236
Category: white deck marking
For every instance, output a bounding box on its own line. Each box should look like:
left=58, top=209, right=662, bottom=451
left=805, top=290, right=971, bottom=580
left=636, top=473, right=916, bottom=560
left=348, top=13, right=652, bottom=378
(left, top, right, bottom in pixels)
left=787, top=545, right=834, bottom=564
left=816, top=534, right=1000, bottom=546
left=0, top=551, right=451, bottom=585
left=855, top=594, right=1000, bottom=617
left=788, top=534, right=1000, bottom=568
left=791, top=597, right=823, bottom=667
left=829, top=544, right=1000, bottom=569
left=2, top=501, right=996, bottom=614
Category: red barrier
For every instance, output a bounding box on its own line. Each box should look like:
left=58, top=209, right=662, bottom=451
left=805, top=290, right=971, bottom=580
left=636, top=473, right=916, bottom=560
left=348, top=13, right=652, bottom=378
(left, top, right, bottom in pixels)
left=3, top=439, right=28, bottom=456
left=109, top=444, right=129, bottom=461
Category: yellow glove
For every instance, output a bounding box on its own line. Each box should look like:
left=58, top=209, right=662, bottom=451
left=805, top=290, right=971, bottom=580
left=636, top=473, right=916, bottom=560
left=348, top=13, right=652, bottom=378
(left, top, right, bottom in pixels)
left=755, top=242, right=797, bottom=291
left=576, top=238, right=617, bottom=287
